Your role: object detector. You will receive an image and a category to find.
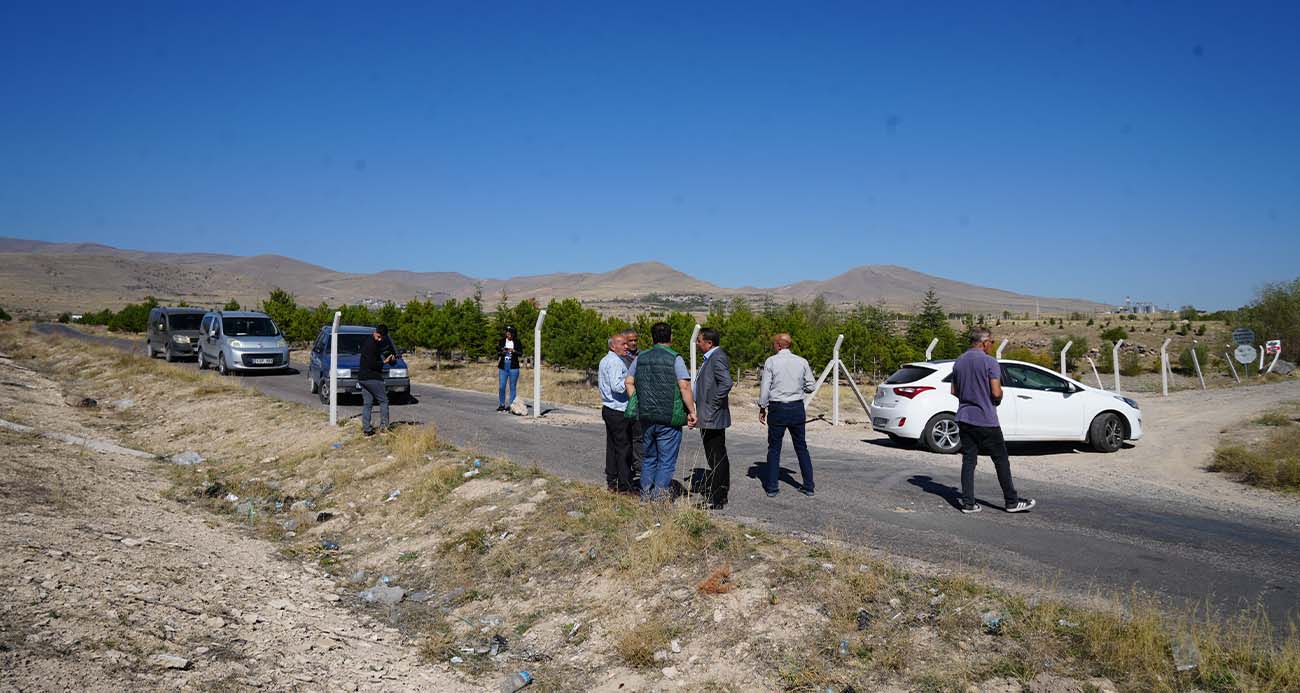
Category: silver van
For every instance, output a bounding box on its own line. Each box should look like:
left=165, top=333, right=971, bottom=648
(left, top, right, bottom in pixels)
left=197, top=310, right=291, bottom=376
left=145, top=306, right=206, bottom=362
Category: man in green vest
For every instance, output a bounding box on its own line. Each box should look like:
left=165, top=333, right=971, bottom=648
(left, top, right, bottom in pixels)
left=625, top=322, right=697, bottom=500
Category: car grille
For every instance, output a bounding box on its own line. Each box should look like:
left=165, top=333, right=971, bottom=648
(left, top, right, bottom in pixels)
left=241, top=353, right=285, bottom=367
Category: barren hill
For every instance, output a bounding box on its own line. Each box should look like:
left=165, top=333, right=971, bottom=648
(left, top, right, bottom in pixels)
left=0, top=237, right=1107, bottom=315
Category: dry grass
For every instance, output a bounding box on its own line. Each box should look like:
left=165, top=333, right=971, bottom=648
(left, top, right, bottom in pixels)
left=697, top=564, right=734, bottom=594
left=1211, top=403, right=1300, bottom=492
left=615, top=617, right=677, bottom=668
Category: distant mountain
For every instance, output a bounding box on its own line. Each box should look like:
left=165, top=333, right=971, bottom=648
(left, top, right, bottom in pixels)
left=0, top=237, right=1107, bottom=315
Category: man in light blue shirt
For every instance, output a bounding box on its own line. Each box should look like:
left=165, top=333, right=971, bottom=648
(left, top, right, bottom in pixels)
left=599, top=333, right=636, bottom=492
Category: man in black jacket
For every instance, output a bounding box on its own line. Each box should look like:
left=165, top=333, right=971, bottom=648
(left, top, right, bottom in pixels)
left=359, top=324, right=396, bottom=436
left=691, top=327, right=733, bottom=509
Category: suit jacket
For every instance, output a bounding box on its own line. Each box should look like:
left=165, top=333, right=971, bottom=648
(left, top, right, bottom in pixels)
left=694, top=348, right=733, bottom=429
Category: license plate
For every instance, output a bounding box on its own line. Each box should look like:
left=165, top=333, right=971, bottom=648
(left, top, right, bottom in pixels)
left=873, top=417, right=890, bottom=427
left=253, top=358, right=273, bottom=365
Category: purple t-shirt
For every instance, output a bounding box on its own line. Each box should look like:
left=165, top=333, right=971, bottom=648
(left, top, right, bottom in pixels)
left=952, top=348, right=1001, bottom=427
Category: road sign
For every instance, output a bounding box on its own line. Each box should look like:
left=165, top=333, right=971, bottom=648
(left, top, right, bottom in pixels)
left=1231, top=327, right=1255, bottom=345
left=1265, top=339, right=1282, bottom=355
left=1234, top=344, right=1258, bottom=364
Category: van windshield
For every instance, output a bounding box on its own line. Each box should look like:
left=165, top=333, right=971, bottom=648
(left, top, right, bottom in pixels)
left=222, top=317, right=280, bottom=337
left=167, top=313, right=203, bottom=331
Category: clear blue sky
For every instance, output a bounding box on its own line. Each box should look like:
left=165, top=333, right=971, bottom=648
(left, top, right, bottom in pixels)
left=2, top=1, right=1297, bottom=310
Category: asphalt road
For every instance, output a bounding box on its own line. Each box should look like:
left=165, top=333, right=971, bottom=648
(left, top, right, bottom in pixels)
left=41, top=325, right=1300, bottom=627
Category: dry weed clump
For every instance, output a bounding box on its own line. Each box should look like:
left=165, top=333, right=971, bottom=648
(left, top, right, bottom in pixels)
left=697, top=564, right=734, bottom=594
left=387, top=422, right=440, bottom=467
left=615, top=617, right=677, bottom=668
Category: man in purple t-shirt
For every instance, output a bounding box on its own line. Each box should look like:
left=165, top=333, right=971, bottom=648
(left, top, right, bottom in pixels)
left=949, top=328, right=1036, bottom=514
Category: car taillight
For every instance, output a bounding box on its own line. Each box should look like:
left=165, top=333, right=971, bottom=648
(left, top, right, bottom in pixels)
left=893, top=386, right=934, bottom=399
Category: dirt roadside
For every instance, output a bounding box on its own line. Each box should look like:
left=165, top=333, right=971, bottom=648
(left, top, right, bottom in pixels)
left=0, top=350, right=473, bottom=692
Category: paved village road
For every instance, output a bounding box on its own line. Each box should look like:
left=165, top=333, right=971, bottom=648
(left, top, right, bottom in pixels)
left=41, top=324, right=1300, bottom=627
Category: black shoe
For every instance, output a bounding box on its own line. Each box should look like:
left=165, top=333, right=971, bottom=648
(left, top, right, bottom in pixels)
left=1005, top=498, right=1036, bottom=513
left=800, top=488, right=815, bottom=497
left=960, top=502, right=982, bottom=514
left=363, top=429, right=376, bottom=437
left=496, top=405, right=505, bottom=412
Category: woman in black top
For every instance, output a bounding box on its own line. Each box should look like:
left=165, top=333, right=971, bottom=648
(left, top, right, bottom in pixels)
left=497, top=326, right=522, bottom=412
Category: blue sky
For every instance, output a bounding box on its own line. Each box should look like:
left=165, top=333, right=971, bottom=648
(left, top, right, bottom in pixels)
left=2, top=1, right=1297, bottom=310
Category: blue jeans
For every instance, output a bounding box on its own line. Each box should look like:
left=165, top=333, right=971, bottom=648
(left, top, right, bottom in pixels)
left=640, top=423, right=683, bottom=500
left=498, top=368, right=520, bottom=406
left=765, top=400, right=813, bottom=494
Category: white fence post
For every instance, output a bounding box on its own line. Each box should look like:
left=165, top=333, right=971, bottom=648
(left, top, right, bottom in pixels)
left=329, top=311, right=341, bottom=427
left=924, top=337, right=939, bottom=361
left=1224, top=348, right=1241, bottom=383
left=832, top=334, right=844, bottom=426
left=1160, top=337, right=1172, bottom=397
left=533, top=310, right=547, bottom=418
left=1191, top=340, right=1206, bottom=390
left=1266, top=348, right=1282, bottom=374
left=1059, top=340, right=1073, bottom=376
left=996, top=339, right=1008, bottom=359
left=1112, top=339, right=1124, bottom=394
left=689, top=323, right=701, bottom=387
left=1259, top=344, right=1266, bottom=373
left=1086, top=357, right=1103, bottom=389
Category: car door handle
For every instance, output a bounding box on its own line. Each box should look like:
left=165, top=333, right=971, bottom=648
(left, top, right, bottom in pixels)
left=1017, top=395, right=1032, bottom=399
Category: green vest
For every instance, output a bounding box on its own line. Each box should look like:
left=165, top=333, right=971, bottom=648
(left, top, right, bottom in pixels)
left=629, top=345, right=686, bottom=427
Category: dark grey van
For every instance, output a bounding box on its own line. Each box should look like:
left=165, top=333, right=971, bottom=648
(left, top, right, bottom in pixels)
left=146, top=307, right=207, bottom=362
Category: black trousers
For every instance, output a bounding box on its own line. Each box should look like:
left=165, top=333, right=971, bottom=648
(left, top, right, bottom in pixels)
left=958, top=422, right=1019, bottom=506
left=602, top=406, right=636, bottom=492
left=700, top=428, right=730, bottom=505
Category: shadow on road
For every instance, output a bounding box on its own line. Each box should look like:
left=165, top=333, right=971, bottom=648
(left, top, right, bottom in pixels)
left=744, top=462, right=809, bottom=493
left=864, top=437, right=1134, bottom=457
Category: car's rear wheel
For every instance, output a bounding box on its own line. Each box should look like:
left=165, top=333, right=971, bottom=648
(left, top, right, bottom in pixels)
left=1089, top=412, right=1124, bottom=453
left=922, top=413, right=961, bottom=454
left=218, top=354, right=230, bottom=377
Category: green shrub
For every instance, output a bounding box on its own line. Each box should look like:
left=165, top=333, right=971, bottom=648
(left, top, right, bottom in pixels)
left=0, top=306, right=11, bottom=321
left=1178, top=343, right=1210, bottom=374
left=1100, top=326, right=1128, bottom=342
left=1002, top=347, right=1053, bottom=368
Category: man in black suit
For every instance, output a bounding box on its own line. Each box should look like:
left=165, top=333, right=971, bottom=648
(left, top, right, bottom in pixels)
left=691, top=327, right=733, bottom=509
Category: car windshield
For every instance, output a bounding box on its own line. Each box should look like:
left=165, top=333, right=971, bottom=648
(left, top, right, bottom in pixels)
left=885, top=366, right=936, bottom=384
left=222, top=317, right=280, bottom=337
left=332, top=334, right=371, bottom=355
left=167, top=313, right=203, bottom=331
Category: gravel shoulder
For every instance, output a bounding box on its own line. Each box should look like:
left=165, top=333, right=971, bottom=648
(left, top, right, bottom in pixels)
left=0, top=351, right=471, bottom=692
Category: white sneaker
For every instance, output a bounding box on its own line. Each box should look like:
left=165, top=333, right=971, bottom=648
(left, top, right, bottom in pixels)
left=1005, top=498, right=1037, bottom=513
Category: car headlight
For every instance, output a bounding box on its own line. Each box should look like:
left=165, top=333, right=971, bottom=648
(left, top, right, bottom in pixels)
left=171, top=335, right=190, bottom=344
left=334, top=368, right=351, bottom=379
left=387, top=368, right=407, bottom=378
left=1113, top=395, right=1139, bottom=410
left=229, top=339, right=245, bottom=349
left=274, top=338, right=287, bottom=348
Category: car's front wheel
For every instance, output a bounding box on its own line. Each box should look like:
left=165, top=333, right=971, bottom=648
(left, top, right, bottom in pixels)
left=1089, top=412, right=1125, bottom=453
left=922, top=413, right=961, bottom=454
left=309, top=374, right=319, bottom=394
left=318, top=378, right=331, bottom=404
left=218, top=354, right=230, bottom=377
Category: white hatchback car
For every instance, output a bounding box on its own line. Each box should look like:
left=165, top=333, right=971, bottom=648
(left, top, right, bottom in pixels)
left=868, top=359, right=1142, bottom=454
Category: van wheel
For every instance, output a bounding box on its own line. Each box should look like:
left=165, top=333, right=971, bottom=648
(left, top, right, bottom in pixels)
left=318, top=378, right=331, bottom=404
left=1089, top=412, right=1124, bottom=453
left=218, top=354, right=230, bottom=377
left=922, top=413, right=961, bottom=454
left=163, top=346, right=175, bottom=363
left=197, top=351, right=206, bottom=370
left=309, top=375, right=319, bottom=394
